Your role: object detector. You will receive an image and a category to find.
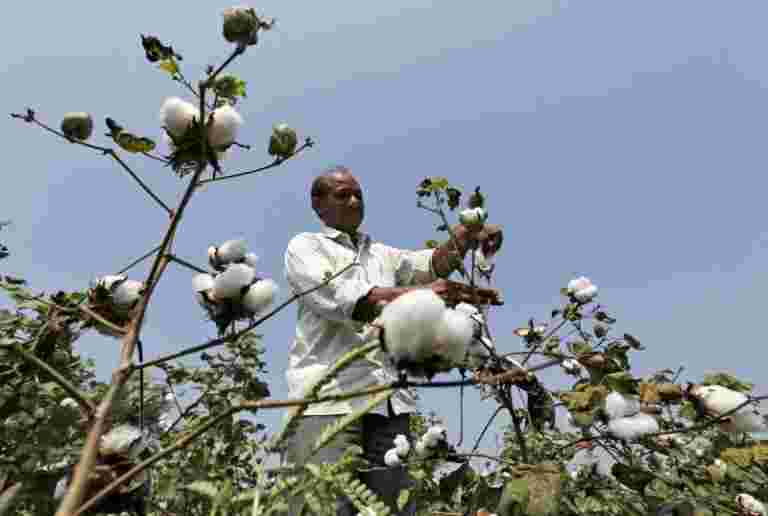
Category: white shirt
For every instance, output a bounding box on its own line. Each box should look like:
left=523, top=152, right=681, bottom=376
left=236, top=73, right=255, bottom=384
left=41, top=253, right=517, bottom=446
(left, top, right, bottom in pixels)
left=284, top=224, right=439, bottom=416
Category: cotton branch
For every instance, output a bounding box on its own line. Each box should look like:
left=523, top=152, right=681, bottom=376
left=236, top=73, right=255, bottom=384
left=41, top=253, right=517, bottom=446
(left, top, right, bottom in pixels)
left=197, top=138, right=315, bottom=185
left=9, top=109, right=173, bottom=217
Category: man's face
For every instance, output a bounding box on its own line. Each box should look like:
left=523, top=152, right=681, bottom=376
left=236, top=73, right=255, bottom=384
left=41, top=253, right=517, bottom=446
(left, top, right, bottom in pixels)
left=316, top=172, right=365, bottom=233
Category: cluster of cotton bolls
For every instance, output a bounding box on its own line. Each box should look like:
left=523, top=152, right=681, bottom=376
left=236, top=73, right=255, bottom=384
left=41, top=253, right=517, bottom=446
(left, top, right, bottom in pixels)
left=382, top=426, right=448, bottom=467
left=192, top=239, right=277, bottom=333
left=159, top=96, right=243, bottom=177
left=379, top=290, right=479, bottom=378
left=602, top=391, right=659, bottom=441
left=687, top=384, right=765, bottom=433
left=88, top=274, right=145, bottom=336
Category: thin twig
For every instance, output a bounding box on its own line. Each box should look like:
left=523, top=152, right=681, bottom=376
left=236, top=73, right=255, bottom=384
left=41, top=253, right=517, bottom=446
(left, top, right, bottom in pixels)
left=197, top=140, right=314, bottom=185
left=105, top=150, right=174, bottom=216
left=166, top=254, right=208, bottom=274
left=116, top=245, right=162, bottom=275
left=78, top=305, right=127, bottom=336
left=470, top=406, right=503, bottom=454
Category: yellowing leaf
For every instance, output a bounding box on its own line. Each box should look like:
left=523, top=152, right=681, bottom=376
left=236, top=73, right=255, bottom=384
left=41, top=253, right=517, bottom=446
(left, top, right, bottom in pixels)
left=158, top=58, right=179, bottom=76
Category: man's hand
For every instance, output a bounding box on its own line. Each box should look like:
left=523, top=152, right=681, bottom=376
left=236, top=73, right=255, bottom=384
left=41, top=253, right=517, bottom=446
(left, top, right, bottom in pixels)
left=430, top=278, right=503, bottom=307
left=467, top=223, right=503, bottom=258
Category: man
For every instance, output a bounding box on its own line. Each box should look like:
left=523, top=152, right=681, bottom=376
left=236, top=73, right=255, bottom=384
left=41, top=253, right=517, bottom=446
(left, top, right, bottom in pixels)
left=283, top=166, right=502, bottom=515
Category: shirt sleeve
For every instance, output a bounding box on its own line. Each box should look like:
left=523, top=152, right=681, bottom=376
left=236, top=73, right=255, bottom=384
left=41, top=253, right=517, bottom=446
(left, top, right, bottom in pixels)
left=387, top=247, right=439, bottom=286
left=285, top=234, right=374, bottom=323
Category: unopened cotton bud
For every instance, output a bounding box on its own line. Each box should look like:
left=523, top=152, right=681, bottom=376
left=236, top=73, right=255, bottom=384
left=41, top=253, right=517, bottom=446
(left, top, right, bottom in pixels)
left=111, top=280, right=143, bottom=308
left=384, top=448, right=403, bottom=467
left=393, top=434, right=411, bottom=458
left=212, top=263, right=255, bottom=299
left=458, top=207, right=487, bottom=228
left=159, top=97, right=198, bottom=139
left=433, top=309, right=475, bottom=364
left=208, top=104, right=243, bottom=148
left=607, top=413, right=659, bottom=441
left=97, top=274, right=127, bottom=291
left=736, top=494, right=767, bottom=516
left=61, top=112, right=93, bottom=141
left=269, top=123, right=299, bottom=159
left=222, top=6, right=259, bottom=46
left=604, top=391, right=640, bottom=420
left=242, top=279, right=277, bottom=316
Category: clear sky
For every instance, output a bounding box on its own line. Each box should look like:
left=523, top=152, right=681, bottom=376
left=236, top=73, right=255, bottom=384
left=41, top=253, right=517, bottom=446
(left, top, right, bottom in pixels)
left=3, top=1, right=768, bottom=459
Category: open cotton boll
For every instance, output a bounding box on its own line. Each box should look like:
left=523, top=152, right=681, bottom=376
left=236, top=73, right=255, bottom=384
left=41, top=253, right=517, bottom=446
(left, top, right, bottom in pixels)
left=607, top=413, right=659, bottom=441
left=100, top=424, right=145, bottom=458
left=394, top=434, right=411, bottom=458
left=425, top=425, right=448, bottom=446
left=604, top=391, right=640, bottom=420
left=208, top=104, right=243, bottom=148
left=574, top=284, right=598, bottom=303
left=736, top=494, right=767, bottom=516
left=212, top=263, right=256, bottom=299
left=689, top=384, right=765, bottom=433
left=111, top=280, right=143, bottom=308
left=433, top=309, right=475, bottom=364
left=380, top=289, right=446, bottom=364
left=242, top=279, right=278, bottom=316
left=454, top=302, right=479, bottom=317
left=159, top=97, right=198, bottom=139
left=243, top=252, right=259, bottom=268
left=384, top=448, right=403, bottom=467
left=216, top=238, right=248, bottom=264
left=96, top=274, right=127, bottom=290
left=192, top=273, right=216, bottom=293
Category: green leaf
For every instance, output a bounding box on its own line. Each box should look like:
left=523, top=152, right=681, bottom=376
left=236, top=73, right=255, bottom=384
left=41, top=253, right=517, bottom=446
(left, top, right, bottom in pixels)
left=702, top=372, right=753, bottom=392
left=568, top=340, right=592, bottom=355
left=424, top=240, right=439, bottom=249
left=182, top=480, right=220, bottom=499
left=397, top=489, right=411, bottom=511
left=603, top=372, right=640, bottom=394
left=158, top=58, right=179, bottom=75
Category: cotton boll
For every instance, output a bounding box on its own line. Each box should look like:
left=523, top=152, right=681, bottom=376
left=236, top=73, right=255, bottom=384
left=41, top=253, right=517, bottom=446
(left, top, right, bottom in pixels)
left=111, top=280, right=144, bottom=309
left=215, top=239, right=248, bottom=265
left=96, top=274, right=127, bottom=290
left=568, top=276, right=598, bottom=303
left=454, top=302, right=479, bottom=317
left=567, top=276, right=592, bottom=292
left=728, top=409, right=766, bottom=433
left=192, top=273, right=215, bottom=293
left=384, top=448, right=403, bottom=467
left=53, top=474, right=69, bottom=499
left=433, top=309, right=475, bottom=364
left=426, top=425, right=448, bottom=445
left=208, top=104, right=243, bottom=148
left=380, top=289, right=446, bottom=365
left=394, top=434, right=411, bottom=458
left=574, top=284, right=598, bottom=303
left=100, top=425, right=145, bottom=458
left=243, top=252, right=259, bottom=268
left=607, top=413, right=659, bottom=441
left=689, top=385, right=765, bottom=433
left=212, top=263, right=255, bottom=299
left=604, top=391, right=640, bottom=420
left=736, top=494, right=767, bottom=516
left=159, top=97, right=198, bottom=139
left=242, top=279, right=277, bottom=316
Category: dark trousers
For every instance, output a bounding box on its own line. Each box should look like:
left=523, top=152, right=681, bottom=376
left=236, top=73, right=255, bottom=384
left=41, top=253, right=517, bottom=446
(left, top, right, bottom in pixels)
left=282, top=405, right=416, bottom=516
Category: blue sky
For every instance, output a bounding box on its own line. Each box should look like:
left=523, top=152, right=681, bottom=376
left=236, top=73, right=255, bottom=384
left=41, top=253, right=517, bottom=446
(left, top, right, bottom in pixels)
left=3, top=1, right=768, bottom=456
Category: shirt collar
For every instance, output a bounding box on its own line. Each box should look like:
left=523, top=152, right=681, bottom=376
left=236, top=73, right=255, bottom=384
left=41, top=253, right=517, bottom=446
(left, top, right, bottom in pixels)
left=320, top=223, right=369, bottom=249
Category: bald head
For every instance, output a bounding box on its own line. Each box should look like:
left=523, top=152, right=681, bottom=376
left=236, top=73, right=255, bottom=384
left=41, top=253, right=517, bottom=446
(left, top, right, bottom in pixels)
left=310, top=166, right=364, bottom=233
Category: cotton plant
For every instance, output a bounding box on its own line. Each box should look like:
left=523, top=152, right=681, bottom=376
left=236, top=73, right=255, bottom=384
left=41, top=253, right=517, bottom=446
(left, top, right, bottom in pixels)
left=193, top=238, right=278, bottom=333
left=736, top=494, right=767, bottom=516
left=379, top=289, right=475, bottom=378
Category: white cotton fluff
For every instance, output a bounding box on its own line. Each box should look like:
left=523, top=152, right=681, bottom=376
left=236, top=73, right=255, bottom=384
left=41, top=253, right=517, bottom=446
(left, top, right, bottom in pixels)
left=243, top=252, right=259, bottom=268
left=736, top=494, right=767, bottom=516
left=159, top=97, right=198, bottom=139
left=604, top=391, right=640, bottom=420
left=433, top=309, right=475, bottom=364
left=607, top=413, right=659, bottom=441
left=380, top=289, right=446, bottom=364
left=394, top=434, right=411, bottom=458
left=192, top=273, right=216, bottom=293
left=690, top=385, right=766, bottom=433
left=97, top=274, right=127, bottom=290
left=59, top=398, right=78, bottom=409
left=208, top=104, right=243, bottom=148
left=111, top=280, right=143, bottom=309
left=454, top=302, right=479, bottom=317
left=561, top=359, right=583, bottom=376
left=425, top=425, right=448, bottom=447
left=242, top=279, right=278, bottom=316
left=568, top=276, right=598, bottom=303
left=212, top=263, right=256, bottom=299
left=384, top=448, right=403, bottom=467
left=99, top=424, right=146, bottom=458
left=215, top=239, right=248, bottom=265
